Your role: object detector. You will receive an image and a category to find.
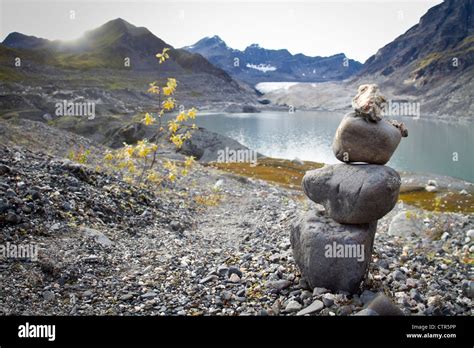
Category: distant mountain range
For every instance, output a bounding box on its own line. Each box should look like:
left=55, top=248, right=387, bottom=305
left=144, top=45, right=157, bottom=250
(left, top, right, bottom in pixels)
left=183, top=36, right=362, bottom=85
left=0, top=0, right=472, bottom=120
left=259, top=0, right=473, bottom=120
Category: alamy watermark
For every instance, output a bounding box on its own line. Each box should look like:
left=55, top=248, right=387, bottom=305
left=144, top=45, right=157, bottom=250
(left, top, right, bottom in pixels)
left=382, top=100, right=420, bottom=118
left=55, top=100, right=96, bottom=120
left=217, top=147, right=258, bottom=166
left=325, top=242, right=365, bottom=262
left=0, top=242, right=38, bottom=261
left=18, top=322, right=55, bottom=341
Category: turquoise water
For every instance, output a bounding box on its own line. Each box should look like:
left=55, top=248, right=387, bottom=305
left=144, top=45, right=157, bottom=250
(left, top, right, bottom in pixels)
left=189, top=111, right=474, bottom=182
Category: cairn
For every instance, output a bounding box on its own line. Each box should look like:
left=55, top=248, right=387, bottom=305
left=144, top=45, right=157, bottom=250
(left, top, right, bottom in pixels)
left=291, top=84, right=408, bottom=293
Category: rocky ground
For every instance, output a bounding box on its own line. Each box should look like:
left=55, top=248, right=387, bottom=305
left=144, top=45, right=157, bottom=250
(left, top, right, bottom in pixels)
left=0, top=119, right=472, bottom=316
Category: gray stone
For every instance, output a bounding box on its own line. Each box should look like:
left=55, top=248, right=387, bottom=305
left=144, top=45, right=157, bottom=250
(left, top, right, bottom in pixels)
left=291, top=209, right=377, bottom=293
left=80, top=227, right=113, bottom=247
left=228, top=273, right=241, bottom=283
left=120, top=293, right=134, bottom=301
left=271, top=300, right=281, bottom=315
left=360, top=290, right=376, bottom=305
left=5, top=212, right=21, bottom=224
left=303, top=164, right=400, bottom=224
left=354, top=308, right=379, bottom=316
left=366, top=293, right=404, bottom=315
left=297, top=300, right=324, bottom=315
left=284, top=300, right=302, bottom=312
left=267, top=279, right=292, bottom=291
left=43, top=290, right=55, bottom=302
left=217, top=265, right=229, bottom=278
left=392, top=270, right=406, bottom=281
left=199, top=275, right=218, bottom=284
left=321, top=293, right=335, bottom=307
left=461, top=280, right=473, bottom=299
left=0, top=164, right=12, bottom=175
left=388, top=211, right=424, bottom=237
left=141, top=291, right=157, bottom=299
left=300, top=290, right=313, bottom=300
left=410, top=289, right=423, bottom=302
left=313, top=287, right=329, bottom=296
left=221, top=290, right=232, bottom=301
left=228, top=267, right=243, bottom=278
left=332, top=112, right=403, bottom=165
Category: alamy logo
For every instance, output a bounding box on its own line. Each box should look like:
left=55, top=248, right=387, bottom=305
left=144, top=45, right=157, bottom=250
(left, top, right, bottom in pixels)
left=382, top=100, right=420, bottom=118
left=325, top=242, right=365, bottom=262
left=0, top=242, right=37, bottom=261
left=55, top=100, right=95, bottom=120
left=18, top=322, right=56, bottom=341
left=217, top=147, right=257, bottom=166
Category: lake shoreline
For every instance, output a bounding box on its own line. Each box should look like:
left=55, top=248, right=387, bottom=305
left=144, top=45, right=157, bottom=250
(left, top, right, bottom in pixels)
left=188, top=110, right=474, bottom=182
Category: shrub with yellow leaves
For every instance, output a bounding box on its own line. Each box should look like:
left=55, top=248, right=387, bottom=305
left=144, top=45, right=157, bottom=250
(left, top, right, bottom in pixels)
left=103, top=46, right=198, bottom=187
left=68, top=146, right=91, bottom=164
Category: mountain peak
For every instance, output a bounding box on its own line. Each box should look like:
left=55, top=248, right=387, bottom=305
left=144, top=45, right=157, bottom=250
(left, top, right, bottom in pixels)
left=247, top=43, right=261, bottom=49
left=2, top=32, right=50, bottom=49
left=203, top=35, right=226, bottom=45
left=209, top=35, right=224, bottom=42
left=84, top=17, right=150, bottom=40
left=184, top=35, right=228, bottom=51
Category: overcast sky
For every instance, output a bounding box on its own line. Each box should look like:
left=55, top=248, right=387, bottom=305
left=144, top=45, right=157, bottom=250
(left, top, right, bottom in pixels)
left=0, top=0, right=442, bottom=63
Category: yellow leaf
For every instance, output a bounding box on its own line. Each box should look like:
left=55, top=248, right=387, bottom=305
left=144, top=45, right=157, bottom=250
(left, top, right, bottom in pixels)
left=162, top=98, right=175, bottom=110
left=184, top=156, right=195, bottom=167
left=187, top=107, right=197, bottom=119
left=156, top=47, right=171, bottom=64
left=176, top=112, right=187, bottom=122
left=143, top=113, right=155, bottom=126
left=147, top=82, right=160, bottom=94
left=168, top=120, right=179, bottom=133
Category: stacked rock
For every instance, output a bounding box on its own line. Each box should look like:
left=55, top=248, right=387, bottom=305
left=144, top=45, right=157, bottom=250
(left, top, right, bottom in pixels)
left=291, top=84, right=408, bottom=293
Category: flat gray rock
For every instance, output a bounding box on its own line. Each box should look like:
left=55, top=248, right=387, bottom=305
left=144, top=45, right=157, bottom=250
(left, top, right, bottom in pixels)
left=290, top=209, right=377, bottom=294
left=366, top=293, right=404, bottom=316
left=354, top=308, right=379, bottom=316
left=332, top=112, right=403, bottom=165
left=388, top=211, right=425, bottom=237
left=303, top=164, right=401, bottom=224
left=297, top=300, right=324, bottom=316
left=80, top=227, right=113, bottom=247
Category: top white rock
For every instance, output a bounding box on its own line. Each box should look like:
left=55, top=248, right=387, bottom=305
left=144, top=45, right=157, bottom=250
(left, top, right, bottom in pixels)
left=352, top=84, right=386, bottom=121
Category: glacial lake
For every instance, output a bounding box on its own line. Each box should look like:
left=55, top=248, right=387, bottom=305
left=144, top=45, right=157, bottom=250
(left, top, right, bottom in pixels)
left=188, top=111, right=474, bottom=183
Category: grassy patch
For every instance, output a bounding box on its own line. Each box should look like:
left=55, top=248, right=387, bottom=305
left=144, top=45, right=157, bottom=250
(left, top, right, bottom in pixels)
left=399, top=190, right=474, bottom=213
left=414, top=35, right=474, bottom=72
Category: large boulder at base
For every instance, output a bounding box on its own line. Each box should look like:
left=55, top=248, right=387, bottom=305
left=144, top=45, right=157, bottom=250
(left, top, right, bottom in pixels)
left=290, top=208, right=377, bottom=293
left=303, top=164, right=401, bottom=224
left=332, top=112, right=402, bottom=165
